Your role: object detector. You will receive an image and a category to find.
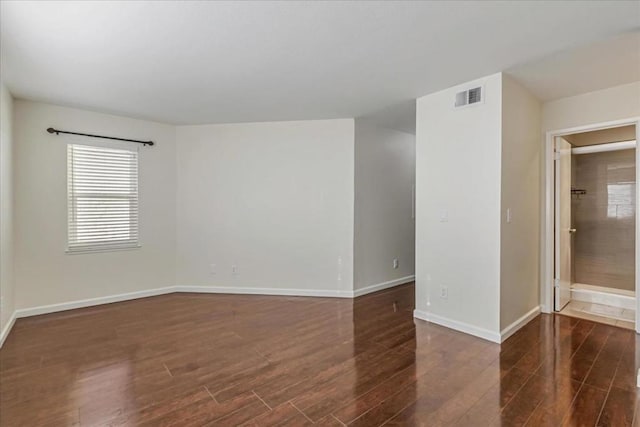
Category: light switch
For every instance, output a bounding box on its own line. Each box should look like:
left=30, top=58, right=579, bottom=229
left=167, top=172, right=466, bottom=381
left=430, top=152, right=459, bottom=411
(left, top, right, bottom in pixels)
left=506, top=208, right=512, bottom=224
left=440, top=210, right=449, bottom=222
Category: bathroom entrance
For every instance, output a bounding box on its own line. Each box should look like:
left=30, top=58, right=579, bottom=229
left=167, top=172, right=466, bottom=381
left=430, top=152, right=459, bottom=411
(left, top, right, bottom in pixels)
left=553, top=123, right=637, bottom=329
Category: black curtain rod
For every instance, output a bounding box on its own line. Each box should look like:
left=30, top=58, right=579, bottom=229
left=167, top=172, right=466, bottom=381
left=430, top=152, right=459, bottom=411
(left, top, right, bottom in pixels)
left=47, top=127, right=154, bottom=146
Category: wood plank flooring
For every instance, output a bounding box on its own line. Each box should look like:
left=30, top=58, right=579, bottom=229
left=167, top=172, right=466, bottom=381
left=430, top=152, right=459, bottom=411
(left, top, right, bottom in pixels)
left=1, top=283, right=638, bottom=426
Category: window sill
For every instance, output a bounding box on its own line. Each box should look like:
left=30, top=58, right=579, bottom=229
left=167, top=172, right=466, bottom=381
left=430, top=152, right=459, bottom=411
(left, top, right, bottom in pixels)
left=66, top=244, right=141, bottom=255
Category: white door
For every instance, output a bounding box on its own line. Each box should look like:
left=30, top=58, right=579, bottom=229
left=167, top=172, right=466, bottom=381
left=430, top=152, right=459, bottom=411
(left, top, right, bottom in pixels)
left=555, top=137, right=573, bottom=311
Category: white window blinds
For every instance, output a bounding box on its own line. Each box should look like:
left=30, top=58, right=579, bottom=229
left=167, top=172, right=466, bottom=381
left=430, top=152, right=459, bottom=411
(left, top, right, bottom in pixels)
left=67, top=144, right=139, bottom=253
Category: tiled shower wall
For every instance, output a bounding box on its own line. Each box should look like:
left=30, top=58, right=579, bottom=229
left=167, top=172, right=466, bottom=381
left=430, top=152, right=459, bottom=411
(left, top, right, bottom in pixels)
left=572, top=149, right=636, bottom=292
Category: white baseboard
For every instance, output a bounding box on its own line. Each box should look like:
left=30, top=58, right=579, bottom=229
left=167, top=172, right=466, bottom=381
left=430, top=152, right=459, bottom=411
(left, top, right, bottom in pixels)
left=352, top=275, right=415, bottom=297
left=500, top=306, right=541, bottom=342
left=0, top=311, right=17, bottom=348
left=11, top=284, right=355, bottom=319
left=176, top=286, right=352, bottom=298
left=413, top=309, right=501, bottom=343
left=571, top=286, right=635, bottom=311
left=11, top=279, right=414, bottom=322
left=14, top=286, right=176, bottom=318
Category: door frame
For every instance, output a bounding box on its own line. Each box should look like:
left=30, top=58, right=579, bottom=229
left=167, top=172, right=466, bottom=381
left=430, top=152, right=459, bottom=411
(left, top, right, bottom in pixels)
left=554, top=137, right=572, bottom=312
left=542, top=116, right=640, bottom=333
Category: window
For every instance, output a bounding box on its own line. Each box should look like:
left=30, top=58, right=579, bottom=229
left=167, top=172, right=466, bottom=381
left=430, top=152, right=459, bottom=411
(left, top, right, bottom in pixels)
left=67, top=144, right=139, bottom=253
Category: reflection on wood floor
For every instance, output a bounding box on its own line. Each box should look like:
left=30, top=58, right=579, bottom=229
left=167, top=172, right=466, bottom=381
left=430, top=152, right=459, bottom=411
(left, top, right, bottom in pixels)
left=1, top=283, right=638, bottom=426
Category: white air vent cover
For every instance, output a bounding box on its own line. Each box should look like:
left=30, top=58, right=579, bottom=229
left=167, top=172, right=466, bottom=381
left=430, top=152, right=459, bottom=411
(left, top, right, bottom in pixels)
left=455, top=86, right=483, bottom=108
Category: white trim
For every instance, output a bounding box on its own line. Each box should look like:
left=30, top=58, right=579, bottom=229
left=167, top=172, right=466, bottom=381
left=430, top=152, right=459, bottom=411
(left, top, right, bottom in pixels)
left=6, top=276, right=405, bottom=320
left=548, top=118, right=640, bottom=137
left=572, top=282, right=635, bottom=297
left=14, top=286, right=176, bottom=318
left=176, top=286, right=353, bottom=298
left=0, top=311, right=17, bottom=348
left=12, top=284, right=363, bottom=319
left=571, top=285, right=635, bottom=311
left=413, top=309, right=501, bottom=343
left=542, top=129, right=554, bottom=315
left=541, top=116, right=640, bottom=334
left=352, top=275, right=415, bottom=297
left=65, top=244, right=142, bottom=255
left=500, top=306, right=541, bottom=343
left=571, top=140, right=636, bottom=155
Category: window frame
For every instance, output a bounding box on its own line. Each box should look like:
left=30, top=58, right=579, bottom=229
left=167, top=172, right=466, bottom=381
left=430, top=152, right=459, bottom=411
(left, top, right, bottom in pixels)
left=66, top=143, right=141, bottom=254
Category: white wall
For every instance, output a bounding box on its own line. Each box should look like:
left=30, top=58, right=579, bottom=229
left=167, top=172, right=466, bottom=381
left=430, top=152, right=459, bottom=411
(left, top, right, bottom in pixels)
left=542, top=81, right=640, bottom=132
left=415, top=73, right=503, bottom=337
left=0, top=83, right=15, bottom=339
left=500, top=75, right=542, bottom=330
left=176, top=119, right=355, bottom=294
left=13, top=101, right=177, bottom=310
left=354, top=118, right=415, bottom=291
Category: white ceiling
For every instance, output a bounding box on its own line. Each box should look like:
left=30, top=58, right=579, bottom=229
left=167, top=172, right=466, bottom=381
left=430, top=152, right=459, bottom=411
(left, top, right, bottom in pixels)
left=507, top=31, right=640, bottom=101
left=1, top=1, right=639, bottom=127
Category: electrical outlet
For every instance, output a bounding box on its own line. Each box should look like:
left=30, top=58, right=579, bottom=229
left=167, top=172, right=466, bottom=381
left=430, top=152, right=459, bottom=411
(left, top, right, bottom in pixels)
left=439, top=285, right=448, bottom=299
left=393, top=258, right=399, bottom=269
left=209, top=264, right=217, bottom=275
left=232, top=265, right=238, bottom=275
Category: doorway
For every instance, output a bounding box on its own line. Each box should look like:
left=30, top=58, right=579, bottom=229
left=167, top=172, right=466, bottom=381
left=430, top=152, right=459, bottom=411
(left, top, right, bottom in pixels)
left=543, top=118, right=640, bottom=332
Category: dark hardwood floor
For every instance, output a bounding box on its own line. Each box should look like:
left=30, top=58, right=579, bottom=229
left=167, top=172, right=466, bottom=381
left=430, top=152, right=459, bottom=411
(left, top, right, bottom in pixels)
left=0, top=283, right=637, bottom=426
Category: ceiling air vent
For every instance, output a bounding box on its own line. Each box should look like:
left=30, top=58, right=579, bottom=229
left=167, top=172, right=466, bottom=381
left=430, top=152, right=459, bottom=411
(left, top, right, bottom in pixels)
left=455, top=86, right=483, bottom=108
